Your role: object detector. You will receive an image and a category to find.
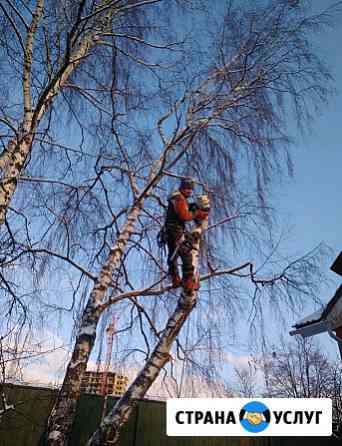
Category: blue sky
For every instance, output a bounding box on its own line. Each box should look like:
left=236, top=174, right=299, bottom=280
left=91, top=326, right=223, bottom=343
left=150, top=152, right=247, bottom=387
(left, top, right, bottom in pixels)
left=54, top=0, right=342, bottom=372
left=11, top=0, right=341, bottom=388
left=273, top=0, right=341, bottom=282
left=265, top=0, right=342, bottom=358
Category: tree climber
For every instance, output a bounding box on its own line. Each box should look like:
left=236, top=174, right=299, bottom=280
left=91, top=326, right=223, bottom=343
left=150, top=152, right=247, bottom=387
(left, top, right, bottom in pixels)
left=164, top=177, right=210, bottom=290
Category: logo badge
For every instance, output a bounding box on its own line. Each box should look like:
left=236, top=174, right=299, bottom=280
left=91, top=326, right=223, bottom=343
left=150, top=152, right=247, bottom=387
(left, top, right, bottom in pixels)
left=239, top=401, right=271, bottom=433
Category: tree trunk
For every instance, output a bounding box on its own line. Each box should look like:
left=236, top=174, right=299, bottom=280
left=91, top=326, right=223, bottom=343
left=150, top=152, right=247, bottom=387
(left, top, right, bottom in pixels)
left=86, top=219, right=207, bottom=446
left=45, top=202, right=143, bottom=446
left=0, top=11, right=108, bottom=226
left=45, top=156, right=169, bottom=445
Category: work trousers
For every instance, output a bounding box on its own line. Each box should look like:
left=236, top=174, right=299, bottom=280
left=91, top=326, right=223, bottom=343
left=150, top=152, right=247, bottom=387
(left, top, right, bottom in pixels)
left=166, top=228, right=194, bottom=280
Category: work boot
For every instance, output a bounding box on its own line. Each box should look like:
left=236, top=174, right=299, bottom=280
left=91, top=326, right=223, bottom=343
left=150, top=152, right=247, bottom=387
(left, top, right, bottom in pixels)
left=182, top=275, right=200, bottom=291
left=171, top=273, right=182, bottom=288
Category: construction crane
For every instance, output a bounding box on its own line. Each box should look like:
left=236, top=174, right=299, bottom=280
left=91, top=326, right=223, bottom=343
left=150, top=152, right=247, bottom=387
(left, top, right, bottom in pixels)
left=100, top=315, right=116, bottom=421
left=100, top=316, right=116, bottom=397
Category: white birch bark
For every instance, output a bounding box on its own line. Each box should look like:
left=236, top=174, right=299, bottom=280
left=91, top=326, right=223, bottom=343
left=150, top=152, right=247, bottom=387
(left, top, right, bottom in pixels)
left=45, top=156, right=172, bottom=445
left=45, top=97, right=197, bottom=444
left=46, top=204, right=144, bottom=446
left=0, top=2, right=116, bottom=226
left=86, top=218, right=208, bottom=446
left=0, top=0, right=44, bottom=225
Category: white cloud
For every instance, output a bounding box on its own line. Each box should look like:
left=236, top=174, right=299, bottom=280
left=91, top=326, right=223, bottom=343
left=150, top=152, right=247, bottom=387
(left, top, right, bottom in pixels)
left=119, top=359, right=232, bottom=401
left=222, top=351, right=254, bottom=368
left=4, top=330, right=70, bottom=387
left=22, top=346, right=70, bottom=386
left=4, top=331, right=264, bottom=399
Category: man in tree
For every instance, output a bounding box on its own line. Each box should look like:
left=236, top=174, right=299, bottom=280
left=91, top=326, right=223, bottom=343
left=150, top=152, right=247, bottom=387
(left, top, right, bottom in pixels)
left=165, top=178, right=210, bottom=289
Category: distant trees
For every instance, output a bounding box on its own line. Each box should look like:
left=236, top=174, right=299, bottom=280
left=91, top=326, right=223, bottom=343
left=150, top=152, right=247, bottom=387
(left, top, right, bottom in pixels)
left=234, top=337, right=342, bottom=438
left=233, top=361, right=260, bottom=399
left=0, top=0, right=340, bottom=445
left=265, top=337, right=342, bottom=438
left=266, top=337, right=336, bottom=398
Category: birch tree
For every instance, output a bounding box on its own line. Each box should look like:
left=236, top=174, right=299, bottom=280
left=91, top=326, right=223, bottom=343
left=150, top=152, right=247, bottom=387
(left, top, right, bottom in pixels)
left=0, top=1, right=339, bottom=445
left=0, top=0, right=188, bottom=440
left=0, top=0, right=183, bottom=399
left=0, top=0, right=176, bottom=226
left=44, top=2, right=339, bottom=445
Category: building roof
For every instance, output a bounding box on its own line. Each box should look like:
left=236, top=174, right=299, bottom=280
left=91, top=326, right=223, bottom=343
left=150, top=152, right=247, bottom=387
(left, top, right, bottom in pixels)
left=290, top=284, right=342, bottom=337
left=331, top=251, right=342, bottom=277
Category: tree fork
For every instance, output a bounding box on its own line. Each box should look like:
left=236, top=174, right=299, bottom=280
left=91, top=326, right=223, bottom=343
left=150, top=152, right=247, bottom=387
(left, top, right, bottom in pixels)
left=46, top=158, right=171, bottom=445
left=86, top=219, right=207, bottom=446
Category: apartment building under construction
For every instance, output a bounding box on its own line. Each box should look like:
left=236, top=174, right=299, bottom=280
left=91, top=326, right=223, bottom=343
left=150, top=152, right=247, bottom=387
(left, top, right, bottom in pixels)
left=80, top=371, right=128, bottom=397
